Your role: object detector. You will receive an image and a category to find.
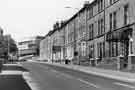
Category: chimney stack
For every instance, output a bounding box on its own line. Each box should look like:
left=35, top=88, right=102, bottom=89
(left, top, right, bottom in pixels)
left=83, top=1, right=89, bottom=7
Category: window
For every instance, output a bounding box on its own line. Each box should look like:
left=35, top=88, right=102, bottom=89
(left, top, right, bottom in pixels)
left=98, top=18, right=104, bottom=35
left=101, top=0, right=103, bottom=11
left=92, top=24, right=94, bottom=38
left=98, top=1, right=100, bottom=12
left=110, top=0, right=118, bottom=5
left=89, top=24, right=94, bottom=39
left=109, top=42, right=111, bottom=57
left=97, top=42, right=105, bottom=58
left=98, top=20, right=100, bottom=35
left=97, top=43, right=99, bottom=57
left=81, top=42, right=86, bottom=56
left=103, top=42, right=105, bottom=57
left=88, top=7, right=93, bottom=19
left=101, top=19, right=104, bottom=34
left=109, top=42, right=119, bottom=57
left=114, top=42, right=118, bottom=56
left=110, top=0, right=112, bottom=5
left=89, top=25, right=91, bottom=39
left=98, top=0, right=104, bottom=12
left=91, top=44, right=94, bottom=58
left=110, top=11, right=117, bottom=30
left=89, top=45, right=94, bottom=58
left=110, top=13, right=112, bottom=31
left=113, top=0, right=117, bottom=3
left=65, top=48, right=67, bottom=57
left=113, top=11, right=117, bottom=29
left=91, top=7, right=93, bottom=17
left=124, top=4, right=129, bottom=25
left=100, top=43, right=102, bottom=58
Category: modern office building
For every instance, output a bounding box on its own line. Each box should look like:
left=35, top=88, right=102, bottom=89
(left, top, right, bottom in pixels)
left=18, top=36, right=44, bottom=57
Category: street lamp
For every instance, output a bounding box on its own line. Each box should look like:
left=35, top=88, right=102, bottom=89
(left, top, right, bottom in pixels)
left=64, top=6, right=80, bottom=65
left=7, top=36, right=10, bottom=63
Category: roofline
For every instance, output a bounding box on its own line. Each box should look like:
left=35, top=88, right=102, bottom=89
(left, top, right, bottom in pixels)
left=43, top=0, right=97, bottom=38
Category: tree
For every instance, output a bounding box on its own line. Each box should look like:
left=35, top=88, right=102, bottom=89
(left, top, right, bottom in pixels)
left=4, top=37, right=18, bottom=53
left=0, top=36, right=18, bottom=58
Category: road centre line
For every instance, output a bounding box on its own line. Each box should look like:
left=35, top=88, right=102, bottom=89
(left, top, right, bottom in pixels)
left=114, top=82, right=135, bottom=89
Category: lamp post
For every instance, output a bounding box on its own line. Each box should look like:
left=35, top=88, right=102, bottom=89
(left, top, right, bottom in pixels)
left=7, top=36, right=10, bottom=63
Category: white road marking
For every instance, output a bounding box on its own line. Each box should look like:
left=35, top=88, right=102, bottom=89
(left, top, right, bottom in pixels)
left=50, top=69, right=58, bottom=73
left=51, top=69, right=101, bottom=89
left=46, top=66, right=101, bottom=89
left=60, top=73, right=74, bottom=79
left=77, top=78, right=100, bottom=88
left=114, top=82, right=135, bottom=89
left=50, top=69, right=74, bottom=79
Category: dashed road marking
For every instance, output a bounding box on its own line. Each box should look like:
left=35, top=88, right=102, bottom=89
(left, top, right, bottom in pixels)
left=50, top=69, right=74, bottom=79
left=114, top=82, right=135, bottom=89
left=50, top=69, right=58, bottom=73
left=77, top=78, right=100, bottom=89
left=59, top=73, right=74, bottom=79
left=48, top=68, right=101, bottom=89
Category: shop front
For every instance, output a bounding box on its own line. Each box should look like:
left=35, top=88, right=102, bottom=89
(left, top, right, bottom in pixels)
left=106, top=27, right=133, bottom=70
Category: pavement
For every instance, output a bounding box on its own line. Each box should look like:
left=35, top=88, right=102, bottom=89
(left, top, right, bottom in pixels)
left=33, top=61, right=135, bottom=83
left=0, top=63, right=32, bottom=90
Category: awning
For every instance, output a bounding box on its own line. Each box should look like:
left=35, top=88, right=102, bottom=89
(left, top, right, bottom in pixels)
left=106, top=27, right=133, bottom=42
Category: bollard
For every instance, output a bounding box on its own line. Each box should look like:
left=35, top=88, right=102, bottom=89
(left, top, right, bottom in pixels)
left=117, top=55, right=124, bottom=70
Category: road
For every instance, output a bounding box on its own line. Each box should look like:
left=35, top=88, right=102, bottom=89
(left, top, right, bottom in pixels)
left=22, top=61, right=135, bottom=90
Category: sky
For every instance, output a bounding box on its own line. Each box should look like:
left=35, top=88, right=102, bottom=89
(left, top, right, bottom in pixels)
left=0, top=0, right=92, bottom=42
